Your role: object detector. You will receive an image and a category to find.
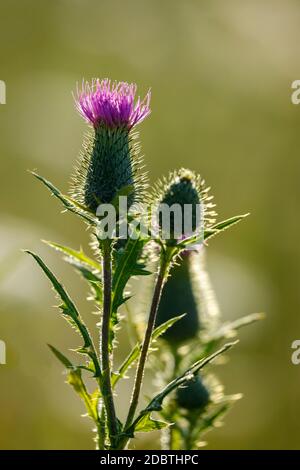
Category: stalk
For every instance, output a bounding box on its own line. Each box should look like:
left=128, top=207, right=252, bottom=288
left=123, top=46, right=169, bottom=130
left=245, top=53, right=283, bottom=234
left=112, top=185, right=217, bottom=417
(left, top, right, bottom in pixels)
left=125, top=266, right=166, bottom=427
left=96, top=420, right=105, bottom=450
left=120, top=246, right=176, bottom=448
left=100, top=239, right=118, bottom=448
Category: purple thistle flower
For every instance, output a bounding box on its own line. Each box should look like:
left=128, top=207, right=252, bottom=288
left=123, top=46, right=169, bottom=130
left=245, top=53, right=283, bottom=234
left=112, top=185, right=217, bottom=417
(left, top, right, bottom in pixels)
left=74, top=78, right=151, bottom=129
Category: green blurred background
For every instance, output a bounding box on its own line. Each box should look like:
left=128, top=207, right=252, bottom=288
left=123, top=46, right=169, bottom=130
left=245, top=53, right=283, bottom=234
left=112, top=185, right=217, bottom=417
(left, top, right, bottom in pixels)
left=0, top=0, right=300, bottom=449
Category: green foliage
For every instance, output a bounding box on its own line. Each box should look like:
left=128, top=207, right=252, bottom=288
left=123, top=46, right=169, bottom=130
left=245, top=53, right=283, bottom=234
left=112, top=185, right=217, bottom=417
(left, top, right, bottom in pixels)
left=176, top=213, right=249, bottom=250
left=131, top=413, right=169, bottom=434
left=109, top=235, right=151, bottom=350
left=31, top=171, right=98, bottom=226
left=112, top=314, right=185, bottom=388
left=48, top=345, right=100, bottom=424
left=112, top=236, right=150, bottom=315
left=43, top=241, right=103, bottom=305
left=144, top=341, right=236, bottom=413
left=44, top=241, right=101, bottom=271
left=121, top=342, right=235, bottom=443
left=25, top=250, right=101, bottom=378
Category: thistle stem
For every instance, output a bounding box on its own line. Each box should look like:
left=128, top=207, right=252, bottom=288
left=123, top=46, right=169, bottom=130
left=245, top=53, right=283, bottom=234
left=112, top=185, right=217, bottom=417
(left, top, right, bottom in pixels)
left=125, top=266, right=165, bottom=431
left=101, top=239, right=118, bottom=448
left=96, top=420, right=105, bottom=450
left=123, top=247, right=175, bottom=437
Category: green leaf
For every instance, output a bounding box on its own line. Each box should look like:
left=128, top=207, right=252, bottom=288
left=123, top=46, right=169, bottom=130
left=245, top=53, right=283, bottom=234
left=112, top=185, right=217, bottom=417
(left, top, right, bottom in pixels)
left=31, top=171, right=98, bottom=226
left=112, top=315, right=185, bottom=388
left=111, top=344, right=140, bottom=387
left=133, top=412, right=169, bottom=433
left=25, top=250, right=101, bottom=378
left=44, top=241, right=103, bottom=305
left=48, top=344, right=74, bottom=369
left=188, top=394, right=242, bottom=449
left=183, top=312, right=263, bottom=370
left=67, top=368, right=99, bottom=422
left=204, top=214, right=249, bottom=242
left=152, top=314, right=186, bottom=341
left=48, top=344, right=100, bottom=423
left=176, top=214, right=249, bottom=249
left=208, top=312, right=264, bottom=342
left=126, top=341, right=237, bottom=436
left=191, top=403, right=231, bottom=449
left=112, top=237, right=150, bottom=314
left=48, top=344, right=95, bottom=374
left=44, top=241, right=101, bottom=271
left=72, top=264, right=103, bottom=305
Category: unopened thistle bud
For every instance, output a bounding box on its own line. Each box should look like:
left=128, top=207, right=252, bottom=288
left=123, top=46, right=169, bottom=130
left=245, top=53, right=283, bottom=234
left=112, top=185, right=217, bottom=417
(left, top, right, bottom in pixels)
left=158, top=169, right=201, bottom=241
left=155, top=249, right=221, bottom=343
left=176, top=375, right=210, bottom=411
left=71, top=79, right=151, bottom=214
left=153, top=168, right=216, bottom=243
left=154, top=170, right=217, bottom=342
left=156, top=252, right=200, bottom=342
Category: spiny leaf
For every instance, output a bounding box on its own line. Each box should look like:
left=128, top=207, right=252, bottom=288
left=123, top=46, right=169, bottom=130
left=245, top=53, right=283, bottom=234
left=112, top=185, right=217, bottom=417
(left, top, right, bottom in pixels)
left=48, top=344, right=100, bottom=423
left=209, top=312, right=264, bottom=341
left=204, top=214, right=249, bottom=242
left=44, top=240, right=101, bottom=271
left=25, top=250, right=101, bottom=378
left=183, top=312, right=263, bottom=370
left=44, top=241, right=103, bottom=305
left=112, top=315, right=185, bottom=388
left=152, top=314, right=186, bottom=341
left=192, top=403, right=231, bottom=449
left=112, top=237, right=150, bottom=314
left=31, top=171, right=98, bottom=226
left=127, top=341, right=237, bottom=435
left=48, top=344, right=74, bottom=369
left=49, top=344, right=94, bottom=373
left=176, top=214, right=249, bottom=249
left=71, top=263, right=103, bottom=305
left=133, top=412, right=169, bottom=434
left=67, top=368, right=99, bottom=422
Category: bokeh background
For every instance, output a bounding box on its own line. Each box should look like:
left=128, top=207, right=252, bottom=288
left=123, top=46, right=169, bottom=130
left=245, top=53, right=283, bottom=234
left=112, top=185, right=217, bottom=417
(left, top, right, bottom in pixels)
left=0, top=0, right=300, bottom=449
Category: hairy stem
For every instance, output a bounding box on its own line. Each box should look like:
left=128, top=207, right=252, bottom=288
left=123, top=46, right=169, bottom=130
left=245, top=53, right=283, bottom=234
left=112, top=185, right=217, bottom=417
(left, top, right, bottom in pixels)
left=121, top=247, right=176, bottom=445
left=125, top=266, right=166, bottom=431
left=101, top=240, right=118, bottom=448
left=96, top=419, right=105, bottom=450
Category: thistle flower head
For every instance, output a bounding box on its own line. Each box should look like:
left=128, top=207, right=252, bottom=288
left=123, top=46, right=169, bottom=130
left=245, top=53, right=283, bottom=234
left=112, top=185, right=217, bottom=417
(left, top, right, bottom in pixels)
left=71, top=78, right=150, bottom=214
left=74, top=79, right=151, bottom=129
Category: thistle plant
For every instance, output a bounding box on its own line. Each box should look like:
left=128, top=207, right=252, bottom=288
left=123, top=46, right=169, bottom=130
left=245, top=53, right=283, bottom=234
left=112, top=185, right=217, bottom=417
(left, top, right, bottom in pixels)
left=25, top=78, right=262, bottom=450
